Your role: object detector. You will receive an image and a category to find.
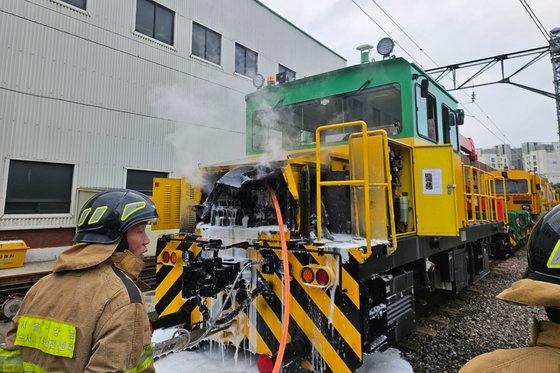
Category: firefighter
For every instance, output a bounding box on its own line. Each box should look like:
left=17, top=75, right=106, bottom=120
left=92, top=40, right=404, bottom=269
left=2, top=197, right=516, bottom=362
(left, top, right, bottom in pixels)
left=0, top=189, right=157, bottom=372
left=460, top=204, right=560, bottom=372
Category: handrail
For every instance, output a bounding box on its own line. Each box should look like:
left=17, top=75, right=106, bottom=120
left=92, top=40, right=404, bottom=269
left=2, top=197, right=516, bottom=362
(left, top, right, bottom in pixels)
left=316, top=122, right=370, bottom=250
left=315, top=121, right=395, bottom=260
left=463, top=165, right=507, bottom=225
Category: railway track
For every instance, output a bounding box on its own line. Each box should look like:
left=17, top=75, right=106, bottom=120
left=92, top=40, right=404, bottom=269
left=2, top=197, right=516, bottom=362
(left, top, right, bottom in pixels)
left=0, top=257, right=156, bottom=320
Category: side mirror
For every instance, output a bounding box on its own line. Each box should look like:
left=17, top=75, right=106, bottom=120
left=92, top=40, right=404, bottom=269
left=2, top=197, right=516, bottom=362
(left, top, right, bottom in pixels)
left=536, top=183, right=541, bottom=191
left=501, top=171, right=508, bottom=179
left=457, top=109, right=465, bottom=125
left=420, top=79, right=429, bottom=98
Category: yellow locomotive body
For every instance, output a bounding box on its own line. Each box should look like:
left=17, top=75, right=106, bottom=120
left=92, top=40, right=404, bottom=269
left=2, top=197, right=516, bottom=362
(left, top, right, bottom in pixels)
left=151, top=57, right=509, bottom=372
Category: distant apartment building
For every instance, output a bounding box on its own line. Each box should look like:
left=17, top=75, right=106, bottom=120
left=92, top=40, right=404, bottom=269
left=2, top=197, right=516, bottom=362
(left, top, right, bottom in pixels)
left=477, top=142, right=560, bottom=183
left=477, top=144, right=511, bottom=170
left=522, top=142, right=560, bottom=183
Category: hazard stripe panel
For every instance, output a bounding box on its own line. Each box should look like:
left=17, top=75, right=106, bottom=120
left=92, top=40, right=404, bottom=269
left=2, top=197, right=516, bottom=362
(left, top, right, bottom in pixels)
left=245, top=247, right=362, bottom=372
left=155, top=234, right=366, bottom=372
left=155, top=237, right=195, bottom=316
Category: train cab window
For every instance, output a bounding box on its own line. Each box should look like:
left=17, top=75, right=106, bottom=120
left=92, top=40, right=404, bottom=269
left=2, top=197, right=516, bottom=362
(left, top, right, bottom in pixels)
left=495, top=179, right=529, bottom=194
left=251, top=84, right=402, bottom=152
left=416, top=85, right=438, bottom=142
left=442, top=105, right=459, bottom=151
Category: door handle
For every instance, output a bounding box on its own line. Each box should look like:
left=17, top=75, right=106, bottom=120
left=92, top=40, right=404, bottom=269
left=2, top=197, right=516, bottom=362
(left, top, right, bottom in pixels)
left=447, top=183, right=456, bottom=195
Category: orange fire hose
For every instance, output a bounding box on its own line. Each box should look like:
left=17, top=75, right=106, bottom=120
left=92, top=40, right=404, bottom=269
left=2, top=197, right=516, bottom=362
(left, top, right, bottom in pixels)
left=268, top=185, right=291, bottom=373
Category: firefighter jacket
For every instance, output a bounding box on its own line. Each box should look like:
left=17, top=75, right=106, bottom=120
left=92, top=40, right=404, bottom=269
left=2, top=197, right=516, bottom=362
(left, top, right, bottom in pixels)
left=0, top=242, right=155, bottom=373
left=459, top=278, right=560, bottom=373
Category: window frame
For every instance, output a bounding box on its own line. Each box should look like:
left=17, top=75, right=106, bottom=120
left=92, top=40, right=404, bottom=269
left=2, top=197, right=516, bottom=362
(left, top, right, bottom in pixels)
left=250, top=83, right=402, bottom=152
left=415, top=84, right=438, bottom=143
left=495, top=179, right=529, bottom=194
left=55, top=0, right=87, bottom=10
left=235, top=43, right=258, bottom=78
left=278, top=64, right=296, bottom=82
left=126, top=169, right=168, bottom=196
left=135, top=0, right=175, bottom=46
left=191, top=21, right=222, bottom=65
left=4, top=160, right=75, bottom=215
left=441, top=104, right=459, bottom=152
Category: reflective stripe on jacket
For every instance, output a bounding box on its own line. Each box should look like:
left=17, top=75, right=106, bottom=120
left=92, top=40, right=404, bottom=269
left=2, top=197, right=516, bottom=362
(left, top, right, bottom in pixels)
left=3, top=243, right=155, bottom=373
left=0, top=346, right=23, bottom=372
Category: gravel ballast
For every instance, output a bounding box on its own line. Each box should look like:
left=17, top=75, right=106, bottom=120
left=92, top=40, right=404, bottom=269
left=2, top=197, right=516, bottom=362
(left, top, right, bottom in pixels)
left=401, top=248, right=547, bottom=372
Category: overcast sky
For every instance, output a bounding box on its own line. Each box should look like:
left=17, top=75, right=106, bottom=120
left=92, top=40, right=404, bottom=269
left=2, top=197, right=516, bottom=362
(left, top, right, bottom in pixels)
left=259, top=0, right=560, bottom=149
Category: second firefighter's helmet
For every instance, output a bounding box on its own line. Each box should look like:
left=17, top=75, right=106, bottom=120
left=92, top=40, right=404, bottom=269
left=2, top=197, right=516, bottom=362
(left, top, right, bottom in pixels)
left=73, top=189, right=158, bottom=244
left=527, top=204, right=560, bottom=285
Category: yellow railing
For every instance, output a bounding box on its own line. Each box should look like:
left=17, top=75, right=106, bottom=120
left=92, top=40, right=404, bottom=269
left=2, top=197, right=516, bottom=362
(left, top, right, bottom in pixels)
left=463, top=165, right=507, bottom=225
left=315, top=121, right=396, bottom=260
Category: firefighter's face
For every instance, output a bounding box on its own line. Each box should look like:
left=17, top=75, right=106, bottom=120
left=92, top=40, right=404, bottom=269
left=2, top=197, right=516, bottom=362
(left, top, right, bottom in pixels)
left=126, top=223, right=150, bottom=260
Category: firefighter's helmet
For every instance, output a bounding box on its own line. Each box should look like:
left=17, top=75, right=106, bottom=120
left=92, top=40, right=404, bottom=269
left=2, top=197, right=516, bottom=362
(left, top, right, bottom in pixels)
left=527, top=204, right=560, bottom=285
left=73, top=189, right=158, bottom=244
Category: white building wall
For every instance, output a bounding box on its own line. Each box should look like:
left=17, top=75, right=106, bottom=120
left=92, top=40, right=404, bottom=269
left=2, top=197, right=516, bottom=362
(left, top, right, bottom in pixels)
left=477, top=152, right=507, bottom=170
left=0, top=0, right=346, bottom=231
left=479, top=143, right=560, bottom=183
left=532, top=147, right=560, bottom=183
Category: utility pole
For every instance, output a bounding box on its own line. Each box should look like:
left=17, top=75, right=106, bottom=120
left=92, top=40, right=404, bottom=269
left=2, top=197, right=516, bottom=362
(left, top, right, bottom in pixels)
left=551, top=27, right=560, bottom=140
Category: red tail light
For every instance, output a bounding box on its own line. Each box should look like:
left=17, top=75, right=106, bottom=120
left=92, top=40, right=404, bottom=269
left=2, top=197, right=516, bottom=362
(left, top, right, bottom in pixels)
left=316, top=269, right=330, bottom=286
left=162, top=251, right=170, bottom=263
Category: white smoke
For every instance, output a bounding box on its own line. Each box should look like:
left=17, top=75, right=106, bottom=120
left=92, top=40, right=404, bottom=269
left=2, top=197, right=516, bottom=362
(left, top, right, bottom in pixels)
left=148, top=84, right=244, bottom=187
left=251, top=98, right=288, bottom=167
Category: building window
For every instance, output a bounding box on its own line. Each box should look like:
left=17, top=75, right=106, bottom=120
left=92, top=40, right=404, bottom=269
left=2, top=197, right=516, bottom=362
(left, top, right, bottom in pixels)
left=61, top=0, right=86, bottom=9
left=278, top=65, right=296, bottom=82
left=192, top=22, right=221, bottom=65
left=5, top=160, right=73, bottom=214
left=135, top=0, right=174, bottom=45
left=126, top=169, right=168, bottom=196
left=235, top=43, right=258, bottom=78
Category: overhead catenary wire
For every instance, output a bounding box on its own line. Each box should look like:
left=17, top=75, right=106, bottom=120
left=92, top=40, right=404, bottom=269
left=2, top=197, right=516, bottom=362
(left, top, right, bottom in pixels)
left=470, top=101, right=514, bottom=144
left=460, top=107, right=512, bottom=146
left=350, top=0, right=511, bottom=145
left=368, top=0, right=439, bottom=68
left=350, top=0, right=419, bottom=65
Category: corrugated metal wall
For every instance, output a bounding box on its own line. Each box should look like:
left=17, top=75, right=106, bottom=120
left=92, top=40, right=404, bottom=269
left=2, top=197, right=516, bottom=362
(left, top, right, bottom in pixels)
left=0, top=0, right=346, bottom=231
